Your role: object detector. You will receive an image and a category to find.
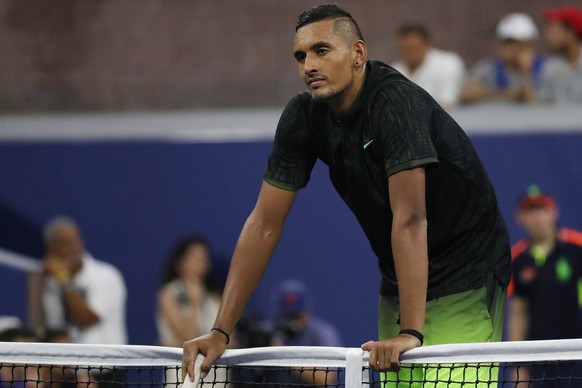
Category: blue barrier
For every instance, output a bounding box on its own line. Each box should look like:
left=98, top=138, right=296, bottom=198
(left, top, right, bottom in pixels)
left=1, top=114, right=582, bottom=346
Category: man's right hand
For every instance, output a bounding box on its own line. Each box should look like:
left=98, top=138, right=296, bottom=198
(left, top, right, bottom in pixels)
left=43, top=255, right=70, bottom=280
left=182, top=330, right=229, bottom=382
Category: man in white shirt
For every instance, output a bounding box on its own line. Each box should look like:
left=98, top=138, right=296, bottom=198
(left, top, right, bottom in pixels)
left=42, top=216, right=127, bottom=345
left=391, top=23, right=465, bottom=108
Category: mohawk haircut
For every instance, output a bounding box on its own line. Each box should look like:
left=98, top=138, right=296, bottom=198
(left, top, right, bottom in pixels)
left=295, top=3, right=364, bottom=41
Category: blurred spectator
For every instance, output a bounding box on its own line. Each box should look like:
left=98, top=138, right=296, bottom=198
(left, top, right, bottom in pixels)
left=509, top=185, right=582, bottom=341
left=156, top=236, right=220, bottom=347
left=40, top=329, right=75, bottom=388
left=508, top=185, right=582, bottom=387
left=538, top=5, right=582, bottom=104
left=272, top=279, right=341, bottom=347
left=391, top=23, right=465, bottom=108
left=0, top=327, right=42, bottom=388
left=271, top=280, right=341, bottom=386
left=235, top=314, right=273, bottom=348
left=0, top=316, right=22, bottom=334
left=42, top=216, right=127, bottom=345
left=0, top=327, right=37, bottom=342
left=461, top=13, right=543, bottom=104
left=42, top=328, right=72, bottom=343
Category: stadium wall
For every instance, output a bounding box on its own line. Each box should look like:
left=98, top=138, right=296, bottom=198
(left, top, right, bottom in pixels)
left=1, top=110, right=582, bottom=346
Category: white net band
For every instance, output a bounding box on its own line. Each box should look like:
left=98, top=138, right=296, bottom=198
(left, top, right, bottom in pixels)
left=2, top=339, right=582, bottom=366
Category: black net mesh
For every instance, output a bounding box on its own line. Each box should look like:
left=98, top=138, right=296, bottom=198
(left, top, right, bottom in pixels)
left=366, top=360, right=582, bottom=387
left=2, top=361, right=582, bottom=388
left=0, top=363, right=344, bottom=388
left=2, top=340, right=582, bottom=388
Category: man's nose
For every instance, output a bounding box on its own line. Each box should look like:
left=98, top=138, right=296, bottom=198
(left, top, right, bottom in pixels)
left=303, top=54, right=318, bottom=75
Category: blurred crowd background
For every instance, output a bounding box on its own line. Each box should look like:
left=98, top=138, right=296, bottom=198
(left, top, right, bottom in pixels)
left=1, top=0, right=581, bottom=111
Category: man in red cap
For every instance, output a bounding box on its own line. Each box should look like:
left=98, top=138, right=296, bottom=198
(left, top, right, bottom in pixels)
left=539, top=5, right=582, bottom=103
left=509, top=185, right=582, bottom=386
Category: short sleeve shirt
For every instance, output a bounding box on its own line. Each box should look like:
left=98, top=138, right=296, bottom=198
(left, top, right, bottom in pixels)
left=512, top=236, right=582, bottom=340
left=469, top=55, right=545, bottom=91
left=264, top=60, right=511, bottom=300
left=281, top=316, right=342, bottom=347
left=538, top=50, right=582, bottom=104
left=43, top=254, right=128, bottom=344
left=391, top=48, right=466, bottom=107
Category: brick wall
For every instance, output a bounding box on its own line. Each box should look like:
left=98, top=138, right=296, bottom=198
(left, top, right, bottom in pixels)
left=0, top=0, right=573, bottom=112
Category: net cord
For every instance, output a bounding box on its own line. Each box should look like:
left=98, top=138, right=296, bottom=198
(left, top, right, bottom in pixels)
left=2, top=339, right=582, bottom=368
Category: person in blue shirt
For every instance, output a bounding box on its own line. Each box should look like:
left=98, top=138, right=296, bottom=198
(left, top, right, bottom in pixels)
left=461, top=13, right=544, bottom=104
left=271, top=279, right=341, bottom=347
left=270, top=279, right=341, bottom=386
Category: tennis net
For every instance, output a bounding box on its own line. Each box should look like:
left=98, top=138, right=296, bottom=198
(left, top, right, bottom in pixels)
left=1, top=339, right=582, bottom=387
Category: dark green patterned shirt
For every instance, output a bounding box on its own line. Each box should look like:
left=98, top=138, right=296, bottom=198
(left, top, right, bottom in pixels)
left=264, top=60, right=510, bottom=300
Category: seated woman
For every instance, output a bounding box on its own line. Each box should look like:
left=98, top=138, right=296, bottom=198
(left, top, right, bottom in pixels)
left=156, top=236, right=220, bottom=347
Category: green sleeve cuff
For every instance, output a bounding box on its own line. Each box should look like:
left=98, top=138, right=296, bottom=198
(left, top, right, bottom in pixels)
left=386, top=156, right=439, bottom=178
left=263, top=176, right=302, bottom=191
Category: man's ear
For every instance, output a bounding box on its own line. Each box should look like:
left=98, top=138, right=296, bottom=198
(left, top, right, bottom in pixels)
left=353, top=40, right=367, bottom=68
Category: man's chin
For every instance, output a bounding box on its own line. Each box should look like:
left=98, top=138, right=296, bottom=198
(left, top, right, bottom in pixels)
left=310, top=89, right=333, bottom=101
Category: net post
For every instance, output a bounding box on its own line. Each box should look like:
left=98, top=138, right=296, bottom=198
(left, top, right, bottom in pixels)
left=345, top=348, right=364, bottom=388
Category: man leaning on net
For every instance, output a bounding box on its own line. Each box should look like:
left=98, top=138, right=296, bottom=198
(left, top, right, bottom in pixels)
left=182, top=3, right=511, bottom=385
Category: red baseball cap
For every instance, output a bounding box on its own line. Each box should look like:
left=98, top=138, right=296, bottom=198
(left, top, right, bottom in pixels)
left=518, top=185, right=556, bottom=211
left=544, top=5, right=582, bottom=38
left=275, top=279, right=311, bottom=315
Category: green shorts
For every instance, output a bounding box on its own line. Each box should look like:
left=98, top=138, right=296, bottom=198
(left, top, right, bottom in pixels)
left=378, top=279, right=506, bottom=387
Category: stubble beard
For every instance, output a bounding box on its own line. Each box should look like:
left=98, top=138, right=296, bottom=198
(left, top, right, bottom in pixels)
left=310, top=79, right=352, bottom=104
left=310, top=87, right=335, bottom=101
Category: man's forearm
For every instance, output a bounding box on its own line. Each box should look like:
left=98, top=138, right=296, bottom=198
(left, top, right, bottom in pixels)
left=63, top=288, right=100, bottom=328
left=391, top=219, right=428, bottom=333
left=508, top=297, right=529, bottom=341
left=213, top=213, right=283, bottom=334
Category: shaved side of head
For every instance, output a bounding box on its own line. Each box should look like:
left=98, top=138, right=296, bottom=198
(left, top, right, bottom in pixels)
left=333, top=17, right=364, bottom=44
left=296, top=3, right=365, bottom=43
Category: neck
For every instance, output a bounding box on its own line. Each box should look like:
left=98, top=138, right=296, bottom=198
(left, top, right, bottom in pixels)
left=407, top=48, right=429, bottom=75
left=72, top=264, right=83, bottom=276
left=531, top=231, right=558, bottom=254
left=407, top=63, right=420, bottom=75
left=328, top=65, right=366, bottom=115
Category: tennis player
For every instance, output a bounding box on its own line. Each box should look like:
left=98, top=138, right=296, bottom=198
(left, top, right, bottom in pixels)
left=183, top=4, right=511, bottom=384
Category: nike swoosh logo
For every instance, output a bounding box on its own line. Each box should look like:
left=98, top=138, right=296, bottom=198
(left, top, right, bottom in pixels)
left=363, top=139, right=374, bottom=149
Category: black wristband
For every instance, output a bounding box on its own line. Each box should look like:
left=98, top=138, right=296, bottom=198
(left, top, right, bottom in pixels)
left=399, top=329, right=424, bottom=346
left=211, top=327, right=230, bottom=345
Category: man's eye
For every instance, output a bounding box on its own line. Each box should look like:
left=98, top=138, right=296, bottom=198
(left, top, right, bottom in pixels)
left=295, top=53, right=306, bottom=63
left=317, top=48, right=328, bottom=55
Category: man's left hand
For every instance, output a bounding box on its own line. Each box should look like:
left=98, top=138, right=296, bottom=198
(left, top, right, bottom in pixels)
left=361, top=334, right=421, bottom=372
